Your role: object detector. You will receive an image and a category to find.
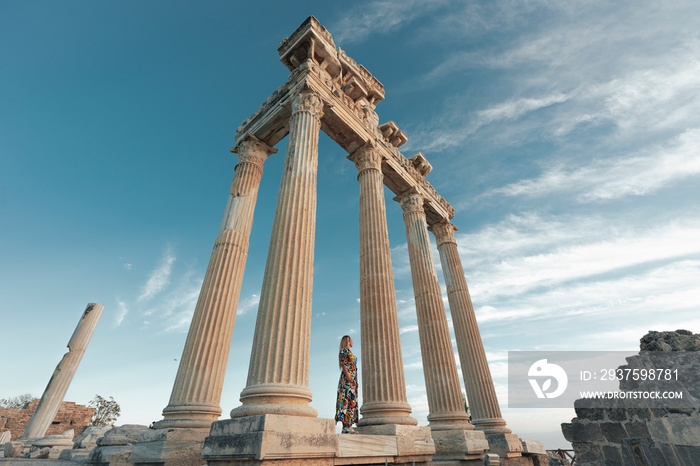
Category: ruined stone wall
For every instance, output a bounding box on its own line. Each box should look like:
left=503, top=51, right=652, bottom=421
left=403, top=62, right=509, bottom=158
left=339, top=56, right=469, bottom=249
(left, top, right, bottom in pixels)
left=0, top=399, right=94, bottom=440
left=562, top=330, right=700, bottom=466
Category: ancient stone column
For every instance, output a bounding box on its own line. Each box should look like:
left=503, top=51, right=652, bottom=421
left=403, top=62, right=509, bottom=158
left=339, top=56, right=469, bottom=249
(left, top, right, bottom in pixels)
left=347, top=142, right=417, bottom=427
left=156, top=133, right=277, bottom=429
left=395, top=189, right=471, bottom=432
left=21, top=303, right=103, bottom=440
left=430, top=220, right=510, bottom=434
left=231, top=90, right=324, bottom=418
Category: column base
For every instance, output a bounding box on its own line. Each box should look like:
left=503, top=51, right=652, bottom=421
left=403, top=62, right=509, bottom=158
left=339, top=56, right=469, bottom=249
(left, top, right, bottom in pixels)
left=484, top=433, right=523, bottom=459
left=202, top=414, right=337, bottom=465
left=158, top=404, right=222, bottom=429
left=130, top=427, right=210, bottom=465
left=356, top=424, right=435, bottom=457
left=231, top=384, right=318, bottom=419
left=427, top=412, right=473, bottom=432
left=430, top=428, right=489, bottom=461
left=471, top=418, right=511, bottom=434
left=358, top=402, right=418, bottom=427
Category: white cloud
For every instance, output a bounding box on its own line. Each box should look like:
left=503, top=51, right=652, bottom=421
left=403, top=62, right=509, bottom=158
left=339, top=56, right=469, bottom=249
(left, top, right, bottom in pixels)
left=331, top=0, right=447, bottom=44
left=138, top=246, right=176, bottom=302
left=114, top=299, right=128, bottom=327
left=237, top=294, right=259, bottom=315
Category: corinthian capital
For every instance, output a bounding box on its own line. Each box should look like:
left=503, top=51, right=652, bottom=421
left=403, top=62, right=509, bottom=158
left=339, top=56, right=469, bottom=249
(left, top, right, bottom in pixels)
left=231, top=132, right=278, bottom=168
left=347, top=140, right=382, bottom=175
left=291, top=90, right=324, bottom=119
left=429, top=220, right=458, bottom=247
left=394, top=187, right=425, bottom=215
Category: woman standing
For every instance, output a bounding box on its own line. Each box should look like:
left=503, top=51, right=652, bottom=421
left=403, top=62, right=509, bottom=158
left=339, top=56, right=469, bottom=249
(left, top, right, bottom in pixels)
left=335, top=335, right=358, bottom=433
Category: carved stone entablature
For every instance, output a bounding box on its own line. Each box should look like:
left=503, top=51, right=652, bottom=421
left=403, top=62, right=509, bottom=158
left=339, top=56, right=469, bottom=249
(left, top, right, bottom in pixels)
left=378, top=121, right=408, bottom=148
left=278, top=16, right=341, bottom=78
left=336, top=48, right=385, bottom=109
left=409, top=152, right=432, bottom=178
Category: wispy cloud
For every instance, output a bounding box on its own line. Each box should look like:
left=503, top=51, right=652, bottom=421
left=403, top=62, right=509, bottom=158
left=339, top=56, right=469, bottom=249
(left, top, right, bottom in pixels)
left=237, top=293, right=259, bottom=315
left=138, top=246, right=176, bottom=302
left=331, top=0, right=447, bottom=44
left=114, top=299, right=128, bottom=327
left=488, top=128, right=700, bottom=202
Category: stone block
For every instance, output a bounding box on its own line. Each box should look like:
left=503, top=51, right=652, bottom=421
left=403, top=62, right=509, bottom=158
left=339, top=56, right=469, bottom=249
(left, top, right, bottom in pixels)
left=96, top=424, right=149, bottom=446
left=130, top=426, right=209, bottom=465
left=601, top=445, right=623, bottom=465
left=29, top=446, right=50, bottom=459
left=0, top=431, right=10, bottom=444
left=74, top=425, right=111, bottom=449
left=86, top=444, right=134, bottom=465
left=561, top=420, right=603, bottom=443
left=356, top=423, right=435, bottom=456
left=431, top=428, right=489, bottom=460
left=571, top=442, right=602, bottom=465
left=203, top=415, right=337, bottom=463
left=600, top=422, right=627, bottom=443
left=486, top=432, right=523, bottom=458
left=59, top=448, right=91, bottom=462
left=336, top=434, right=397, bottom=457
left=520, top=438, right=546, bottom=455
left=484, top=452, right=501, bottom=465
left=3, top=440, right=25, bottom=458
left=624, top=420, right=651, bottom=439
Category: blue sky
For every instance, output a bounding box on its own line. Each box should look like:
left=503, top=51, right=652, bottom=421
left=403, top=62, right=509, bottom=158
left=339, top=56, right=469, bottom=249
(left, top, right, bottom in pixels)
left=2, top=0, right=699, bottom=449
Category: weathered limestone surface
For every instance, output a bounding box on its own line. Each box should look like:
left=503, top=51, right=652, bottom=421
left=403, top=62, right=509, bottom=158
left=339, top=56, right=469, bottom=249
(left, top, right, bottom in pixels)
left=231, top=90, right=324, bottom=419
left=86, top=424, right=148, bottom=465
left=20, top=303, right=103, bottom=441
left=430, top=220, right=511, bottom=436
left=203, top=414, right=337, bottom=464
left=158, top=133, right=278, bottom=430
left=348, top=142, right=416, bottom=427
left=562, top=330, right=700, bottom=466
left=395, top=189, right=471, bottom=432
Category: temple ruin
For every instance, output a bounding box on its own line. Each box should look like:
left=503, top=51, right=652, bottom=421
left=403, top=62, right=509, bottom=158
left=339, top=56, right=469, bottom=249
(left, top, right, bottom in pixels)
left=129, top=16, right=541, bottom=466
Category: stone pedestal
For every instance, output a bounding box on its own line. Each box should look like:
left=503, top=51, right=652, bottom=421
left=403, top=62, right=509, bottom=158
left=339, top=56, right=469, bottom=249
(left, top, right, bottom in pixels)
left=485, top=433, right=524, bottom=459
left=131, top=427, right=209, bottom=465
left=431, top=429, right=489, bottom=461
left=202, top=415, right=337, bottom=465
left=357, top=424, right=435, bottom=458
left=21, top=303, right=103, bottom=440
left=86, top=424, right=148, bottom=465
left=348, top=142, right=416, bottom=427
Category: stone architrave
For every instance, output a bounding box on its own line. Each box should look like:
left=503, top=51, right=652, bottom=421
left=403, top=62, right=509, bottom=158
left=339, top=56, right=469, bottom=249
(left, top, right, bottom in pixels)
left=429, top=220, right=510, bottom=434
left=156, top=132, right=278, bottom=430
left=20, top=303, right=103, bottom=441
left=231, top=89, right=324, bottom=419
left=347, top=141, right=417, bottom=427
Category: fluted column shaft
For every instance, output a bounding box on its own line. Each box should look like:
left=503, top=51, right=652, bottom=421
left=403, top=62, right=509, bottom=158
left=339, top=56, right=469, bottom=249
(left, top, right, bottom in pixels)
left=158, top=134, right=277, bottom=429
left=430, top=221, right=510, bottom=434
left=21, top=303, right=103, bottom=440
left=231, top=90, right=323, bottom=419
left=396, top=189, right=471, bottom=431
left=348, top=143, right=417, bottom=427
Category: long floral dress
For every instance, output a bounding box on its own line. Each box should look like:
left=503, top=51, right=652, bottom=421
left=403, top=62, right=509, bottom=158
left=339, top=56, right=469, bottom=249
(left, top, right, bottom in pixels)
left=335, top=348, right=358, bottom=427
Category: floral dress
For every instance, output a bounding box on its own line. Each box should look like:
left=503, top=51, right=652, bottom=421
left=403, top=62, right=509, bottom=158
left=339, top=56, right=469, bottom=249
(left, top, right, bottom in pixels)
left=335, top=348, right=358, bottom=427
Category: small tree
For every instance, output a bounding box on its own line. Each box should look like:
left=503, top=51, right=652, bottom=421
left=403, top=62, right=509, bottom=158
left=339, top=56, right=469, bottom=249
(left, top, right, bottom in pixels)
left=0, top=393, right=36, bottom=409
left=89, top=395, right=121, bottom=426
